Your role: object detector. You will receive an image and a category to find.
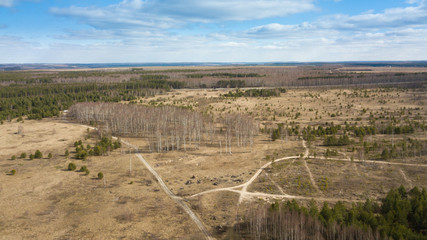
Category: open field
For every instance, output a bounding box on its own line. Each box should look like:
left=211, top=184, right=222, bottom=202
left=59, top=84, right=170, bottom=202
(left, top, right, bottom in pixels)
left=0, top=65, right=426, bottom=239
left=0, top=119, right=204, bottom=239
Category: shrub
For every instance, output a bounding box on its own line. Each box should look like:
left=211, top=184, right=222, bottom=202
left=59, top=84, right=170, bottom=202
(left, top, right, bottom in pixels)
left=68, top=163, right=76, bottom=171
left=97, top=172, right=104, bottom=179
left=29, top=154, right=34, bottom=160
left=74, top=140, right=83, bottom=147
left=113, top=140, right=121, bottom=149
left=79, top=166, right=90, bottom=176
left=20, top=152, right=26, bottom=159
left=76, top=150, right=88, bottom=160
left=381, top=149, right=390, bottom=160
left=11, top=155, right=16, bottom=160
left=10, top=169, right=16, bottom=175
left=34, top=150, right=43, bottom=159
left=79, top=165, right=88, bottom=172
left=65, top=149, right=69, bottom=157
left=48, top=153, right=52, bottom=159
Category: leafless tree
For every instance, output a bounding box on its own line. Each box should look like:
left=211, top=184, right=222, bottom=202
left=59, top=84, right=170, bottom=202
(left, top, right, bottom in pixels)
left=68, top=102, right=258, bottom=153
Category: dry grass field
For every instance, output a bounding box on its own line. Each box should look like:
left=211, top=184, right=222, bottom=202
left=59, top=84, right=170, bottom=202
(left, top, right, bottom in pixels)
left=1, top=82, right=426, bottom=239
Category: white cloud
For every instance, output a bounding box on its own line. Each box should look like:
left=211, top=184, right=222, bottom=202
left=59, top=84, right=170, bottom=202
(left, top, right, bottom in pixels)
left=51, top=0, right=316, bottom=30
left=246, top=22, right=317, bottom=38
left=2, top=27, right=427, bottom=63
left=227, top=0, right=427, bottom=62
left=149, top=0, right=316, bottom=21
left=220, top=41, right=248, bottom=47
left=243, top=0, right=427, bottom=40
left=0, top=0, right=14, bottom=7
left=2, top=0, right=427, bottom=63
left=406, top=0, right=422, bottom=4
left=317, top=1, right=427, bottom=30
left=0, top=0, right=39, bottom=7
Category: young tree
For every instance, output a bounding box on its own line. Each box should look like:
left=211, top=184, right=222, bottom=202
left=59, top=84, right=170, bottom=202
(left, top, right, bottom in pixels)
left=79, top=165, right=88, bottom=173
left=68, top=162, right=76, bottom=171
left=34, top=150, right=43, bottom=159
left=381, top=149, right=390, bottom=160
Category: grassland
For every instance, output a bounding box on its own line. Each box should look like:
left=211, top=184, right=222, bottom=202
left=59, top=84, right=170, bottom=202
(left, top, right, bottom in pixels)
left=0, top=65, right=426, bottom=239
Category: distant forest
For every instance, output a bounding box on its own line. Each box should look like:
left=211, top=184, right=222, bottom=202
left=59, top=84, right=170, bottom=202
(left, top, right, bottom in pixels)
left=0, top=76, right=182, bottom=121
left=0, top=66, right=426, bottom=121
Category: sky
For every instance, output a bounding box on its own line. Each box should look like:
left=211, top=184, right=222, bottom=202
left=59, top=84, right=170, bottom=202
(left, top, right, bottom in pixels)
left=0, top=0, right=426, bottom=63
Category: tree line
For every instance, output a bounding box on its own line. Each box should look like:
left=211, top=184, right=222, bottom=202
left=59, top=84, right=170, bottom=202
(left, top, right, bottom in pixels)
left=68, top=102, right=258, bottom=153
left=231, top=186, right=427, bottom=240
left=186, top=72, right=262, bottom=78
left=221, top=88, right=286, bottom=98
left=0, top=78, right=183, bottom=121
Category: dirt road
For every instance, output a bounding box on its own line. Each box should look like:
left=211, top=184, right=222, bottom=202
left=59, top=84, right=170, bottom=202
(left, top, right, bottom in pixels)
left=189, top=140, right=366, bottom=203
left=121, top=140, right=214, bottom=240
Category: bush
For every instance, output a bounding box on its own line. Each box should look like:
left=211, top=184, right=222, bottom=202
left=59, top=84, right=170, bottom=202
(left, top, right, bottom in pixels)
left=11, top=155, right=16, bottom=160
left=29, top=154, right=34, bottom=160
left=68, top=162, right=76, bottom=171
left=271, top=129, right=281, bottom=141
left=381, top=149, right=390, bottom=160
left=48, top=153, right=52, bottom=159
left=84, top=169, right=90, bottom=175
left=76, top=150, right=88, bottom=160
left=97, top=172, right=104, bottom=179
left=113, top=140, right=121, bottom=149
left=34, top=150, right=43, bottom=159
left=20, top=152, right=26, bottom=159
left=323, top=134, right=351, bottom=146
left=65, top=149, right=69, bottom=157
left=10, top=169, right=16, bottom=175
left=79, top=165, right=88, bottom=172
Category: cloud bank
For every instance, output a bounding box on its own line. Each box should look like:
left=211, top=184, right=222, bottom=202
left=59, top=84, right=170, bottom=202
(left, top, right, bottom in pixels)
left=1, top=0, right=426, bottom=62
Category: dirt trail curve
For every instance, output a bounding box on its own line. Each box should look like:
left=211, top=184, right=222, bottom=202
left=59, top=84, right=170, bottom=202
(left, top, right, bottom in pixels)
left=120, top=140, right=213, bottom=240
left=312, top=156, right=427, bottom=168
left=189, top=140, right=364, bottom=203
left=77, top=124, right=426, bottom=235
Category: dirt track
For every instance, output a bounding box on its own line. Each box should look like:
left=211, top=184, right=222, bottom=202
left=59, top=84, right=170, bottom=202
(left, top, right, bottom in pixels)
left=120, top=139, right=213, bottom=240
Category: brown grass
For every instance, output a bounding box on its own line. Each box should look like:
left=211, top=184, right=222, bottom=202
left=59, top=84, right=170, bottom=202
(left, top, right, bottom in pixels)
left=0, top=86, right=426, bottom=239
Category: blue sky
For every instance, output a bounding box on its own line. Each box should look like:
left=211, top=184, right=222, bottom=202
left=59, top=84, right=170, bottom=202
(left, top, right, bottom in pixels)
left=0, top=0, right=426, bottom=63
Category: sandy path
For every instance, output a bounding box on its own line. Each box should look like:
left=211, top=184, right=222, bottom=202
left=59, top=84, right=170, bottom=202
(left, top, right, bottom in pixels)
left=189, top=140, right=367, bottom=203
left=399, top=169, right=413, bottom=188
left=120, top=140, right=213, bottom=240
left=79, top=123, right=426, bottom=235
left=265, top=172, right=287, bottom=195
left=311, top=156, right=427, bottom=167
left=301, top=140, right=321, bottom=193
left=340, top=151, right=361, bottom=177
left=302, top=159, right=320, bottom=193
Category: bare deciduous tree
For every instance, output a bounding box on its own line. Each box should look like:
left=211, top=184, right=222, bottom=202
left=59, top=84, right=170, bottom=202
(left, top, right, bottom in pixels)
left=68, top=102, right=258, bottom=153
